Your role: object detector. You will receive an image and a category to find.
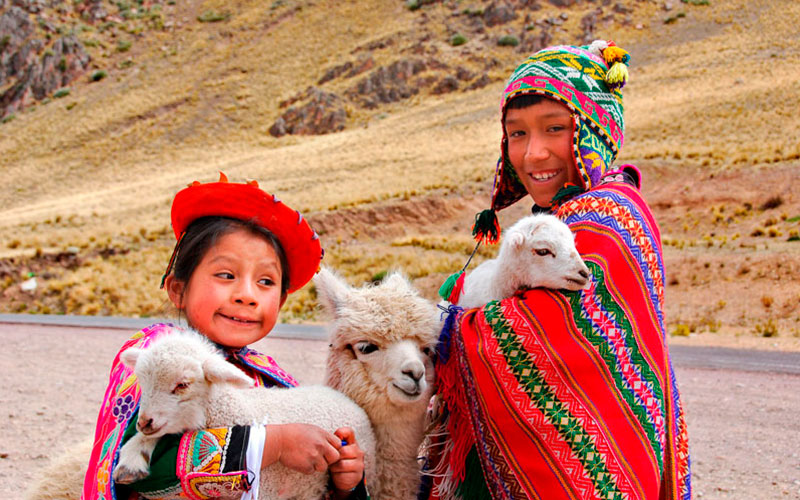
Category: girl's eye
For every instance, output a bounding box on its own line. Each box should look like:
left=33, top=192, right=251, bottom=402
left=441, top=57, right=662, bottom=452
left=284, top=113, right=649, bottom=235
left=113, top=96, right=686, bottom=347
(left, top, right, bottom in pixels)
left=258, top=278, right=275, bottom=286
left=215, top=272, right=234, bottom=280
left=172, top=382, right=189, bottom=394
left=508, top=130, right=525, bottom=138
left=355, top=341, right=379, bottom=354
left=548, top=125, right=566, bottom=132
left=535, top=248, right=554, bottom=257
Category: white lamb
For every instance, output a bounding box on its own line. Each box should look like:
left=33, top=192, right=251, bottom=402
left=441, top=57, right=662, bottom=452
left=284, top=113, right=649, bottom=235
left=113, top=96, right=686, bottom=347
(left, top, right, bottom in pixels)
left=312, top=268, right=439, bottom=500
left=113, top=330, right=378, bottom=500
left=457, top=214, right=591, bottom=309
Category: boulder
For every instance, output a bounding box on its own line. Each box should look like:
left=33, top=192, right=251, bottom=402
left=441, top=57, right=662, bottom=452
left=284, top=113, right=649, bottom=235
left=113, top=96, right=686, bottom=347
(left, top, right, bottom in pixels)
left=348, top=58, right=427, bottom=108
left=483, top=1, right=517, bottom=27
left=269, top=87, right=346, bottom=137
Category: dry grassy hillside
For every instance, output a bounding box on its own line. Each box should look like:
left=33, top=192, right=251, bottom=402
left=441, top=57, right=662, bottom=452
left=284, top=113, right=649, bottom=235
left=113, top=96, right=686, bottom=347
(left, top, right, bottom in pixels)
left=1, top=0, right=798, bottom=347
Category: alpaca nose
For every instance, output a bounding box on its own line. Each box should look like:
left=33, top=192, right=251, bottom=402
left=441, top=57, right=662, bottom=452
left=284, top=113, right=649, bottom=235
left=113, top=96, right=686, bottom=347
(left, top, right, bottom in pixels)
left=402, top=366, right=424, bottom=383
left=579, top=269, right=590, bottom=279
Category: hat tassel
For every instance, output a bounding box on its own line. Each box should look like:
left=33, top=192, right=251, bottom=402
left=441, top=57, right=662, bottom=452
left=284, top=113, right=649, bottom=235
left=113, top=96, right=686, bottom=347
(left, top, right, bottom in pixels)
left=472, top=209, right=500, bottom=245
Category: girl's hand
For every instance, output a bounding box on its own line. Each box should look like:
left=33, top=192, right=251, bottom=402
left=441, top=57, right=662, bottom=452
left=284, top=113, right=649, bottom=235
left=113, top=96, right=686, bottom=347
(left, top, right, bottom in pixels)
left=263, top=423, right=341, bottom=474
left=330, top=427, right=366, bottom=497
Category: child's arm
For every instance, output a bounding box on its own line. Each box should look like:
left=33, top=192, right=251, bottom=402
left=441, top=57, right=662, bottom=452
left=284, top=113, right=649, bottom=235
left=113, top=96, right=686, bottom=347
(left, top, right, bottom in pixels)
left=262, top=424, right=367, bottom=499
left=262, top=423, right=343, bottom=473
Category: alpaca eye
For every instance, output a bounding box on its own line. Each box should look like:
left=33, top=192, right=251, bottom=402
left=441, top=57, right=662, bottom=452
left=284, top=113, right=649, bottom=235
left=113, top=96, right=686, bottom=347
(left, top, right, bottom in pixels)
left=355, top=342, right=379, bottom=354
left=422, top=347, right=433, bottom=357
left=534, top=248, right=554, bottom=257
left=172, top=382, right=189, bottom=394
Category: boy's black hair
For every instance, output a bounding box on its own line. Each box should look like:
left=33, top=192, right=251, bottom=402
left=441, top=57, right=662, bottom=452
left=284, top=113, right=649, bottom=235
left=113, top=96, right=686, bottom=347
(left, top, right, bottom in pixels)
left=171, top=216, right=291, bottom=298
left=505, top=93, right=547, bottom=110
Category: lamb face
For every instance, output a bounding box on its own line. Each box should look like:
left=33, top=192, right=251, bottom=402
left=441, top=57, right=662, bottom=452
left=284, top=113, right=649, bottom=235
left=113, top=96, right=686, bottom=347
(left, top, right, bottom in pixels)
left=501, top=214, right=591, bottom=292
left=119, top=332, right=251, bottom=438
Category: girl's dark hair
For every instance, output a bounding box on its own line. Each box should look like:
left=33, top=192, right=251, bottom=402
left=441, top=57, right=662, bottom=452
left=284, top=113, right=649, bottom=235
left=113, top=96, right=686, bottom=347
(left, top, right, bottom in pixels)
left=171, top=216, right=291, bottom=297
left=506, top=93, right=547, bottom=110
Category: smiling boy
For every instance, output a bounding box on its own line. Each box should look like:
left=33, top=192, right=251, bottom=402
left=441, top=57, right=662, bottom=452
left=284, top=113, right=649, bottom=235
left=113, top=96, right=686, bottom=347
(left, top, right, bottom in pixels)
left=429, top=42, right=691, bottom=500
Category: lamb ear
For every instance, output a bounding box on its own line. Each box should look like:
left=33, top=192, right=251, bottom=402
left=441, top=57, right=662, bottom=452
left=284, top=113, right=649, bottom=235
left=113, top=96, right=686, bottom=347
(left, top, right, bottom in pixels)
left=119, top=348, right=142, bottom=370
left=507, top=232, right=526, bottom=249
left=202, top=356, right=253, bottom=388
left=313, top=266, right=353, bottom=318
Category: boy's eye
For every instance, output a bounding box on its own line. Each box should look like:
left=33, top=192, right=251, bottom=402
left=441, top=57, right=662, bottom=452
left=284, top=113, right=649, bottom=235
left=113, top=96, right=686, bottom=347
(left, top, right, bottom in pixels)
left=508, top=130, right=525, bottom=138
left=258, top=278, right=275, bottom=286
left=215, top=272, right=234, bottom=279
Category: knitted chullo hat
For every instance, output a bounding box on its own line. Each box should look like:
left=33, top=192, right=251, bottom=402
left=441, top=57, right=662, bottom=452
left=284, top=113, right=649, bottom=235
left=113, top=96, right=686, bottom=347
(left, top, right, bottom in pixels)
left=472, top=40, right=630, bottom=245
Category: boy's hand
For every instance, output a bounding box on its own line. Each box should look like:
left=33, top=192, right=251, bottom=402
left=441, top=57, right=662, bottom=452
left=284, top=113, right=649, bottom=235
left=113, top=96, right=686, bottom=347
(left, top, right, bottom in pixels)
left=264, top=423, right=341, bottom=474
left=330, top=427, right=366, bottom=496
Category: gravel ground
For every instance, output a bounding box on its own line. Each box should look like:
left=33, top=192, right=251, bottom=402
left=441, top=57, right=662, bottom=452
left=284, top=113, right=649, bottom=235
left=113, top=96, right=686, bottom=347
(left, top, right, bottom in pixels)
left=1, top=323, right=799, bottom=499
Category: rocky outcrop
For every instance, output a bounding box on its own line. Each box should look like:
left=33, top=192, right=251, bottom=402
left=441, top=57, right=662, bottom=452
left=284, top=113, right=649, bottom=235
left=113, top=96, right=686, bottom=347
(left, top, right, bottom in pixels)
left=0, top=6, right=90, bottom=117
left=483, top=2, right=517, bottom=27
left=347, top=58, right=428, bottom=109
left=269, top=87, right=346, bottom=137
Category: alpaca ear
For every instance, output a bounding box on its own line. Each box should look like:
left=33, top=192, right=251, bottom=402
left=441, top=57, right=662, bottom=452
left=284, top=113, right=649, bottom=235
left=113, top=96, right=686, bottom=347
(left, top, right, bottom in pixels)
left=382, top=271, right=410, bottom=291
left=202, top=356, right=253, bottom=388
left=120, top=348, right=142, bottom=370
left=313, top=266, right=353, bottom=318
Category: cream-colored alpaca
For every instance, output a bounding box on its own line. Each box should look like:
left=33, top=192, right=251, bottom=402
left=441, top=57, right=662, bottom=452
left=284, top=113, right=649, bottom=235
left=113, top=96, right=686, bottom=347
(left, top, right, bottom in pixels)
left=313, top=267, right=440, bottom=500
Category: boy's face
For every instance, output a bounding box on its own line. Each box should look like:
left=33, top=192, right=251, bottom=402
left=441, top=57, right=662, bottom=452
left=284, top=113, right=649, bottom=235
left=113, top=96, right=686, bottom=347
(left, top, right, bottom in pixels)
left=504, top=98, right=578, bottom=207
left=165, top=229, right=285, bottom=348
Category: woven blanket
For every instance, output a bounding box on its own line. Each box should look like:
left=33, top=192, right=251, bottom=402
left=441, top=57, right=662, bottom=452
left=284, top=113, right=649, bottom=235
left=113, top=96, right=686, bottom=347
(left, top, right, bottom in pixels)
left=433, top=182, right=691, bottom=500
left=82, top=323, right=297, bottom=500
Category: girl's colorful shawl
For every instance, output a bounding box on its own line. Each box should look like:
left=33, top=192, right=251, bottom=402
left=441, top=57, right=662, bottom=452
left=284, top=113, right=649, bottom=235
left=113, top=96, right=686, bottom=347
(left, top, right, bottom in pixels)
left=82, top=323, right=297, bottom=500
left=433, top=182, right=691, bottom=500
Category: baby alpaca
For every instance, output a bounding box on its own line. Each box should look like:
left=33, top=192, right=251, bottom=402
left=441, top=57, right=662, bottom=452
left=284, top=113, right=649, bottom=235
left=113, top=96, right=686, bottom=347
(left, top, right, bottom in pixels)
left=457, top=214, right=591, bottom=309
left=313, top=268, right=440, bottom=500
left=114, top=330, right=377, bottom=500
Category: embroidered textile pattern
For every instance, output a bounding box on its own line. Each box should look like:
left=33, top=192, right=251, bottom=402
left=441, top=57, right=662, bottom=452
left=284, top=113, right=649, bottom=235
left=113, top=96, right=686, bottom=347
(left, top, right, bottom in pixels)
left=177, top=428, right=247, bottom=500
left=430, top=183, right=691, bottom=500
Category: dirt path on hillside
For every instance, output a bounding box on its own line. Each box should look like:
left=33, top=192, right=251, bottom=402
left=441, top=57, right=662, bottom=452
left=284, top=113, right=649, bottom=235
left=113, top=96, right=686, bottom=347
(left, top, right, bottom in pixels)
left=2, top=323, right=799, bottom=499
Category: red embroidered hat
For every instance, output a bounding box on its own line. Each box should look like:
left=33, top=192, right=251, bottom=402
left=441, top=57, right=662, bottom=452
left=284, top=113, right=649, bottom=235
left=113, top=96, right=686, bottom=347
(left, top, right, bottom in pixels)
left=163, top=173, right=322, bottom=293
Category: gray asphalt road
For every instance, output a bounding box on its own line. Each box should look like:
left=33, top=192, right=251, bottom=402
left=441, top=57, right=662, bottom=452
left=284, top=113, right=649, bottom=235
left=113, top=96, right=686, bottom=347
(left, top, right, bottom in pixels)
left=0, top=318, right=798, bottom=499
left=3, top=313, right=800, bottom=374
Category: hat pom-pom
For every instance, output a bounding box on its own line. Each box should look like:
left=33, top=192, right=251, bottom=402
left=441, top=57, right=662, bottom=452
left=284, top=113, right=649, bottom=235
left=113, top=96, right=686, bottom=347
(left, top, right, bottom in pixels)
left=606, top=61, right=629, bottom=89
left=472, top=209, right=501, bottom=245
left=601, top=43, right=630, bottom=90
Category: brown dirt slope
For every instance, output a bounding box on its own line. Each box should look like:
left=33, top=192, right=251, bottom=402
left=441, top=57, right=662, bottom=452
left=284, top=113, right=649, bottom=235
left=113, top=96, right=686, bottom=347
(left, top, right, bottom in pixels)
left=0, top=0, right=799, bottom=348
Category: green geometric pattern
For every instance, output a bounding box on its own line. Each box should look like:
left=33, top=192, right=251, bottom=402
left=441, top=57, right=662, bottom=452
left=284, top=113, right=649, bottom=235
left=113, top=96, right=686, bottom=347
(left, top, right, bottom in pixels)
left=484, top=300, right=626, bottom=499
left=567, top=263, right=666, bottom=471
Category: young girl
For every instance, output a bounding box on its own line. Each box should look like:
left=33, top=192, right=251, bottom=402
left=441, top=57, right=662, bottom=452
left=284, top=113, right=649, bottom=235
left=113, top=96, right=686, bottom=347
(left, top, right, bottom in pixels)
left=83, top=175, right=367, bottom=500
left=430, top=42, right=691, bottom=499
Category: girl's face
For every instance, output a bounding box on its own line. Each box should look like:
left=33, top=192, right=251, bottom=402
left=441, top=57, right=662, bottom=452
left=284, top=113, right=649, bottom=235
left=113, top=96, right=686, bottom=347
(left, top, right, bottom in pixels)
left=165, top=229, right=285, bottom=348
left=504, top=99, right=579, bottom=207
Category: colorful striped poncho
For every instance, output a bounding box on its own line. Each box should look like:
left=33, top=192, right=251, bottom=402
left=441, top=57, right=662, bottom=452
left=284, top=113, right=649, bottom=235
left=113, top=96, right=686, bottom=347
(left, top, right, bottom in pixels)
left=431, top=181, right=691, bottom=500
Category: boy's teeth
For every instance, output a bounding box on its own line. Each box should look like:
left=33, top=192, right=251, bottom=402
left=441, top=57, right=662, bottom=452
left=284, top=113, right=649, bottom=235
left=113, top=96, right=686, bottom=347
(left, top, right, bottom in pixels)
left=532, top=172, right=557, bottom=181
